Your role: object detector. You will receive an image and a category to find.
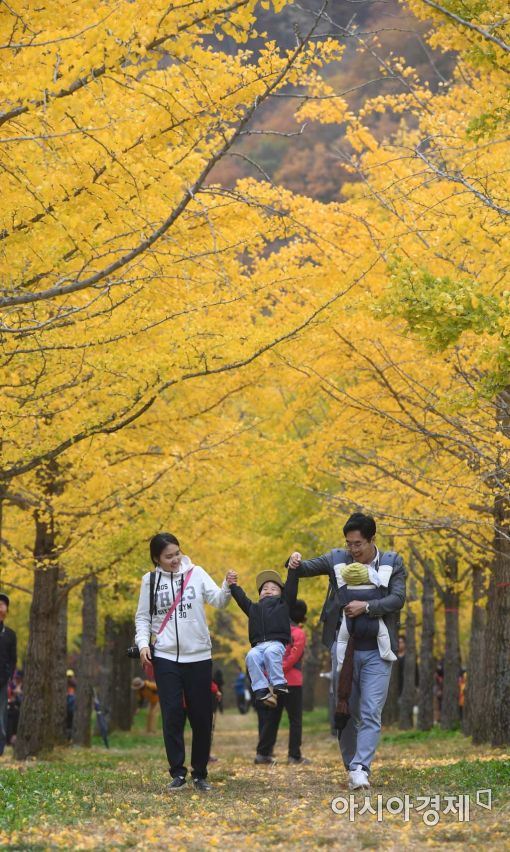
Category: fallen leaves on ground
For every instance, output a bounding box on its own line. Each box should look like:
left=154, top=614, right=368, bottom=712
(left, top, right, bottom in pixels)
left=2, top=711, right=509, bottom=851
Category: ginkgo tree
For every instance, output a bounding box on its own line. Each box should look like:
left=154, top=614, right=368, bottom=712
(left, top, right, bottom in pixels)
left=196, top=0, right=510, bottom=744
left=4, top=0, right=510, bottom=757
left=0, top=0, right=363, bottom=756
left=0, top=0, right=349, bottom=485
left=262, top=0, right=510, bottom=742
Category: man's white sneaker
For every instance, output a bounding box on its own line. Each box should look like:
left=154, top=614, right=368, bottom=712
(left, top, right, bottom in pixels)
left=348, top=765, right=370, bottom=790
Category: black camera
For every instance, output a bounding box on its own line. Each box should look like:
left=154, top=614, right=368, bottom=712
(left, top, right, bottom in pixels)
left=126, top=643, right=154, bottom=658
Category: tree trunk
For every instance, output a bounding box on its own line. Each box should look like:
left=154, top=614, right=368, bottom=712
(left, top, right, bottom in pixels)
left=15, top=563, right=59, bottom=758
left=477, top=498, right=510, bottom=742
left=417, top=560, right=435, bottom=731
left=440, top=554, right=461, bottom=729
left=96, top=616, right=115, bottom=733
left=399, top=582, right=417, bottom=730
left=15, top=461, right=64, bottom=759
left=302, top=625, right=322, bottom=711
left=110, top=618, right=136, bottom=731
left=53, top=590, right=69, bottom=746
left=482, top=391, right=510, bottom=745
left=464, top=564, right=486, bottom=740
left=382, top=663, right=399, bottom=725
left=73, top=577, right=98, bottom=746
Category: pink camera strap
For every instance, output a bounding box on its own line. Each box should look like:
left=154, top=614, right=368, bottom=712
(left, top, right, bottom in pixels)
left=156, top=568, right=194, bottom=635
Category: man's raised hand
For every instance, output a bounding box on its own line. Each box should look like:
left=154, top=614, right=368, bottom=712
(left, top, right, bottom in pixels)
left=226, top=570, right=238, bottom=586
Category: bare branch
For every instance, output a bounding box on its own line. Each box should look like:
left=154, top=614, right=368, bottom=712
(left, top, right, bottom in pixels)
left=0, top=579, right=32, bottom=595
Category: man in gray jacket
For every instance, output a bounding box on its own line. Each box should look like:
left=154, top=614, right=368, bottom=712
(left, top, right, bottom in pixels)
left=287, top=512, right=406, bottom=790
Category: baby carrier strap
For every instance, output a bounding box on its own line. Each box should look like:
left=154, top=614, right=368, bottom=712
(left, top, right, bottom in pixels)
left=328, top=547, right=349, bottom=590
left=378, top=551, right=398, bottom=590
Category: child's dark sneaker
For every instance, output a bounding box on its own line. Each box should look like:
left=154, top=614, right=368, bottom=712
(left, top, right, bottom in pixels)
left=193, top=778, right=211, bottom=792
left=254, top=688, right=272, bottom=702
left=273, top=684, right=288, bottom=694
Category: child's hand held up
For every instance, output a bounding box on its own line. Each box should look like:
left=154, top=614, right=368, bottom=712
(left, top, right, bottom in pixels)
left=287, top=550, right=301, bottom=569
left=288, top=552, right=301, bottom=569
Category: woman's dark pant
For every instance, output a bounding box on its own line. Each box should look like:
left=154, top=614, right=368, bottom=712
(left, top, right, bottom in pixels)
left=257, top=686, right=303, bottom=760
left=154, top=657, right=212, bottom=780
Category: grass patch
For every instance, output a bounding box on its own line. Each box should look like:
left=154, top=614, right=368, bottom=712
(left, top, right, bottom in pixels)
left=378, top=758, right=510, bottom=800
left=0, top=744, right=163, bottom=832
left=381, top=726, right=463, bottom=745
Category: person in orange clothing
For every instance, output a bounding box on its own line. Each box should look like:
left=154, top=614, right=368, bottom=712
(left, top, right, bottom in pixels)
left=132, top=677, right=160, bottom=734
left=209, top=679, right=222, bottom=763
left=458, top=668, right=467, bottom=720
left=254, top=600, right=311, bottom=765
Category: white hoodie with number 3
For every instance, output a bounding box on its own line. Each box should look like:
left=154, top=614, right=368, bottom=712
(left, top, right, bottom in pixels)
left=135, top=555, right=231, bottom=663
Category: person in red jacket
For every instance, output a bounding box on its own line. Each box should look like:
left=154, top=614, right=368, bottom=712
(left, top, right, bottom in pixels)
left=254, top=600, right=311, bottom=765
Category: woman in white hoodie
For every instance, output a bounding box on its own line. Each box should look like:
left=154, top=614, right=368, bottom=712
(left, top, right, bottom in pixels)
left=135, top=532, right=231, bottom=792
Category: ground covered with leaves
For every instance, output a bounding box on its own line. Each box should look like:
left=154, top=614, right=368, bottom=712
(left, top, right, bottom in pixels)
left=1, top=708, right=509, bottom=850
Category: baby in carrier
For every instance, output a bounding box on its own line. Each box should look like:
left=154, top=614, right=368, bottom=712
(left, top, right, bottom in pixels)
left=336, top=562, right=397, bottom=666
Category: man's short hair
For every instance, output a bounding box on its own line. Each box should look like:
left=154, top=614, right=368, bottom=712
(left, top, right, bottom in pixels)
left=343, top=513, right=376, bottom=540
left=0, top=593, right=9, bottom=607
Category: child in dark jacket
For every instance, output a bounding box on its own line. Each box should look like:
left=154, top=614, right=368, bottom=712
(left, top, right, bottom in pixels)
left=226, top=568, right=298, bottom=707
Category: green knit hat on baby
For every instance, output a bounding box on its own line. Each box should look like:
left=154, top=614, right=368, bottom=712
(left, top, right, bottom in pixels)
left=341, top=562, right=370, bottom=584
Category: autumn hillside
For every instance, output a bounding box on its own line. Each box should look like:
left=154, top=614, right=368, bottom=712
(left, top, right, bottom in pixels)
left=211, top=0, right=456, bottom=200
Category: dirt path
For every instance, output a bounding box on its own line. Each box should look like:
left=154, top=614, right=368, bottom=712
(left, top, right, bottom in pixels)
left=4, top=710, right=509, bottom=850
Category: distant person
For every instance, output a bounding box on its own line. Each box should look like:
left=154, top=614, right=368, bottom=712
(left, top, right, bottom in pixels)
left=397, top=635, right=419, bottom=698
left=234, top=667, right=249, bottom=714
left=255, top=599, right=310, bottom=765
left=209, top=680, right=222, bottom=762
left=458, top=668, right=467, bottom=720
left=226, top=566, right=298, bottom=707
left=6, top=669, right=23, bottom=746
left=131, top=676, right=160, bottom=734
left=66, top=668, right=77, bottom=740
left=0, top=593, right=17, bottom=756
left=213, top=668, right=224, bottom=714
left=135, top=532, right=231, bottom=792
left=434, top=661, right=444, bottom=723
